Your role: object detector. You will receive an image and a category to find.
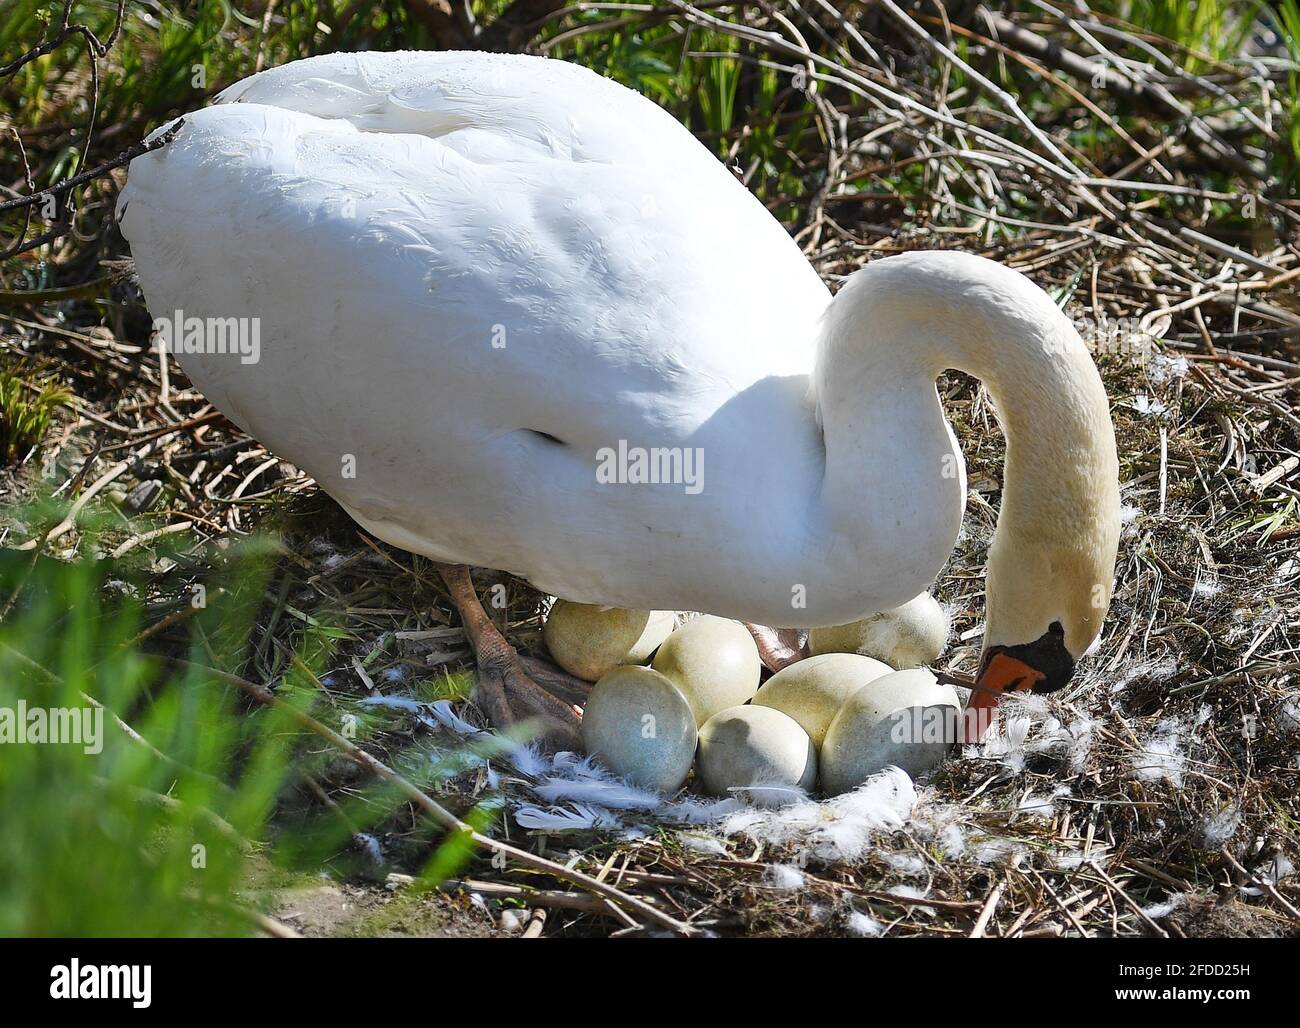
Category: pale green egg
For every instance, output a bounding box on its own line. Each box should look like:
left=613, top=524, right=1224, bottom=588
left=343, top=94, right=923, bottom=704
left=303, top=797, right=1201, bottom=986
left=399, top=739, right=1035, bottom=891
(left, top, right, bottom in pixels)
left=651, top=615, right=761, bottom=726
left=809, top=592, right=948, bottom=669
left=696, top=704, right=817, bottom=805
left=752, top=652, right=894, bottom=748
left=820, top=668, right=961, bottom=795
left=543, top=600, right=676, bottom=681
left=702, top=706, right=811, bottom=805
left=580, top=665, right=697, bottom=793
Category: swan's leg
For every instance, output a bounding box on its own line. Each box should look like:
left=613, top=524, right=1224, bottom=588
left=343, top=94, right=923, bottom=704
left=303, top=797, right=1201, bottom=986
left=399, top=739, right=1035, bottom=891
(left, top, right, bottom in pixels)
left=744, top=624, right=809, bottom=673
left=436, top=564, right=582, bottom=744
left=518, top=654, right=595, bottom=705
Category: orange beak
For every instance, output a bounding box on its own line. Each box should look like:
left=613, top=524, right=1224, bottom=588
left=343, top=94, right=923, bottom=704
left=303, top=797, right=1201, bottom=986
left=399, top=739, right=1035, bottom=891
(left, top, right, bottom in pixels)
left=961, top=651, right=1045, bottom=743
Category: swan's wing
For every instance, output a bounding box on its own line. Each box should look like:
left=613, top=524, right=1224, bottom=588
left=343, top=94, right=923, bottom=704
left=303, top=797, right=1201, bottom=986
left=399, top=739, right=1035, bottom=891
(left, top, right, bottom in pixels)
left=215, top=50, right=706, bottom=173
left=118, top=53, right=833, bottom=607
left=121, top=51, right=829, bottom=433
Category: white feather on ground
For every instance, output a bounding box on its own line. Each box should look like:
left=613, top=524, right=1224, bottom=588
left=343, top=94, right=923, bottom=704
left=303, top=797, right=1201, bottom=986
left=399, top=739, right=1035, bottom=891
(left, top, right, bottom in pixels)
left=513, top=803, right=621, bottom=831
left=719, top=766, right=916, bottom=864
left=355, top=832, right=384, bottom=866
left=505, top=750, right=745, bottom=833
left=846, top=909, right=884, bottom=937
left=1253, top=853, right=1294, bottom=887
left=881, top=851, right=927, bottom=876
left=1037, top=716, right=1096, bottom=774
left=1018, top=785, right=1073, bottom=820
left=1141, top=894, right=1185, bottom=919
left=504, top=742, right=551, bottom=778
left=972, top=838, right=1028, bottom=867
left=1276, top=693, right=1300, bottom=736
left=1198, top=804, right=1241, bottom=849
left=728, top=781, right=814, bottom=808
left=533, top=773, right=664, bottom=811
left=766, top=864, right=808, bottom=891
left=1109, top=654, right=1178, bottom=693
left=938, top=823, right=967, bottom=858
left=1130, top=718, right=1187, bottom=786
left=425, top=699, right=484, bottom=736
left=357, top=694, right=425, bottom=713
left=889, top=883, right=931, bottom=905
left=976, top=711, right=1034, bottom=772
left=1149, top=353, right=1190, bottom=383
left=677, top=832, right=730, bottom=856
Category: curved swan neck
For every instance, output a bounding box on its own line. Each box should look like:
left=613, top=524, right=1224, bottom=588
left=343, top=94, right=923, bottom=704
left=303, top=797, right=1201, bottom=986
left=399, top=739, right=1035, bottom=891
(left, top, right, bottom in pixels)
left=816, top=250, right=1120, bottom=656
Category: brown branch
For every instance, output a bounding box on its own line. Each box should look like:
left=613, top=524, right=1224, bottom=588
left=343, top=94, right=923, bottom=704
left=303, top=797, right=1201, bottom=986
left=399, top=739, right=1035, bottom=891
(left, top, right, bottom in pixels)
left=0, top=0, right=123, bottom=79
left=0, top=120, right=183, bottom=260
left=1, top=128, right=36, bottom=258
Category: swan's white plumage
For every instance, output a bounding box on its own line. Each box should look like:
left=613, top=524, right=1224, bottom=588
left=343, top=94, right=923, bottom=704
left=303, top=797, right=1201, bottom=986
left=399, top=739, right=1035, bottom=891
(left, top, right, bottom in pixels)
left=119, top=51, right=1116, bottom=638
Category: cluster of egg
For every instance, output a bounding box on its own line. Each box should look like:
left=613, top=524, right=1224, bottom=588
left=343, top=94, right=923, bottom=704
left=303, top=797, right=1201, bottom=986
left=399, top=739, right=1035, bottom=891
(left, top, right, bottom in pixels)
left=543, top=595, right=961, bottom=803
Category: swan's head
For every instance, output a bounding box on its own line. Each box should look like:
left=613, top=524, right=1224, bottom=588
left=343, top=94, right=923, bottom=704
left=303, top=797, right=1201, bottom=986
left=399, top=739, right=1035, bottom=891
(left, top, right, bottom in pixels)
left=964, top=510, right=1119, bottom=740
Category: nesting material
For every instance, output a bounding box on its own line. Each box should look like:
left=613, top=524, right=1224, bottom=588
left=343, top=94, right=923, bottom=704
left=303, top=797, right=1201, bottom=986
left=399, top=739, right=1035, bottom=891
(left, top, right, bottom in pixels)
left=696, top=704, right=817, bottom=805
left=580, top=666, right=697, bottom=793
left=753, top=652, right=894, bottom=747
left=543, top=600, right=675, bottom=681
left=808, top=593, right=948, bottom=669
left=820, top=668, right=961, bottom=794
left=651, top=615, right=762, bottom=725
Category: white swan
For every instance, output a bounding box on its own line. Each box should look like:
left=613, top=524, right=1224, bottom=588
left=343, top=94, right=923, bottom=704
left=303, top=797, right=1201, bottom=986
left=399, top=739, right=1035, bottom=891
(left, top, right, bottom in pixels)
left=118, top=51, right=1119, bottom=736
